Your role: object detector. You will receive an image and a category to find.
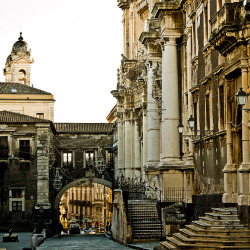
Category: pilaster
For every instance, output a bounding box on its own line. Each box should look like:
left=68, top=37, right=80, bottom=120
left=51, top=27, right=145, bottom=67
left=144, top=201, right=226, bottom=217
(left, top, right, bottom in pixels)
left=124, top=110, right=132, bottom=179
left=238, top=66, right=250, bottom=206
left=146, top=60, right=160, bottom=169
left=223, top=78, right=237, bottom=203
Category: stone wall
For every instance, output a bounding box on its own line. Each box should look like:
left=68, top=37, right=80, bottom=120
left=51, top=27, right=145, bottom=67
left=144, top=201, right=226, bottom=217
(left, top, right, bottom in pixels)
left=111, top=189, right=132, bottom=245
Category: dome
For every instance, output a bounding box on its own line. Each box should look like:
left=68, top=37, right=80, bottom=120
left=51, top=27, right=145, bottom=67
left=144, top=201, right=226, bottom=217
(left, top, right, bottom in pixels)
left=11, top=32, right=29, bottom=54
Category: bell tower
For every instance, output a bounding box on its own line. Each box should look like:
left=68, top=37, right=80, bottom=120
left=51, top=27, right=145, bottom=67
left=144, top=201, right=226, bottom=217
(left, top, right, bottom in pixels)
left=3, top=32, right=34, bottom=86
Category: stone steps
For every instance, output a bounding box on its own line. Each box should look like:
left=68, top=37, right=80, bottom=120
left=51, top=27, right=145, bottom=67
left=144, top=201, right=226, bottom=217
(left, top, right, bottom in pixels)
left=185, top=224, right=250, bottom=236
left=179, top=228, right=250, bottom=241
left=160, top=207, right=250, bottom=249
left=199, top=216, right=240, bottom=225
left=205, top=212, right=238, bottom=220
left=127, top=199, right=163, bottom=240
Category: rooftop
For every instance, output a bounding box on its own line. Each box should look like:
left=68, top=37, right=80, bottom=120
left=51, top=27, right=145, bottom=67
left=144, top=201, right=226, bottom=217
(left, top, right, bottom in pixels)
left=0, top=110, right=52, bottom=124
left=54, top=123, right=114, bottom=134
left=0, top=82, right=52, bottom=95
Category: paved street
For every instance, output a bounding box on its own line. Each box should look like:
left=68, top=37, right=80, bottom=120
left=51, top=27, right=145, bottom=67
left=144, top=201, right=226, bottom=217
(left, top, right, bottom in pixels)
left=37, top=234, right=129, bottom=250
left=0, top=232, right=33, bottom=250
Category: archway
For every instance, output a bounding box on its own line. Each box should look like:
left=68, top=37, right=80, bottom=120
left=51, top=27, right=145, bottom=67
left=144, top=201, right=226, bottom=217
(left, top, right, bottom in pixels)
left=54, top=177, right=112, bottom=210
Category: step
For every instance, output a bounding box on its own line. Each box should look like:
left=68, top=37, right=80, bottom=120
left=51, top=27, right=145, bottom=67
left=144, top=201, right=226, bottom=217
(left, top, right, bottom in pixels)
left=167, top=237, right=190, bottom=248
left=211, top=207, right=237, bottom=215
left=192, top=220, right=245, bottom=230
left=199, top=216, right=240, bottom=225
left=179, top=228, right=250, bottom=241
left=205, top=212, right=239, bottom=220
left=185, top=224, right=250, bottom=236
left=160, top=241, right=176, bottom=249
left=173, top=232, right=250, bottom=247
left=132, top=233, right=163, bottom=238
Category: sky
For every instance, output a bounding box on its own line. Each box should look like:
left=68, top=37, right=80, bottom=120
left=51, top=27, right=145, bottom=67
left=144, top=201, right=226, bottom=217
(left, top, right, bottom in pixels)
left=0, top=0, right=123, bottom=123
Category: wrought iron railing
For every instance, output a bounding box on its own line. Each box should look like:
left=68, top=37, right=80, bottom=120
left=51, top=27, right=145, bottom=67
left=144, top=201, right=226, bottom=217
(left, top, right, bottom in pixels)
left=162, top=187, right=191, bottom=203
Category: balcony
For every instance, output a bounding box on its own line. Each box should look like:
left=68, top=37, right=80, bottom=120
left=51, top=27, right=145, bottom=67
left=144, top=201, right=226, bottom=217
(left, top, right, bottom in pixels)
left=209, top=3, right=242, bottom=55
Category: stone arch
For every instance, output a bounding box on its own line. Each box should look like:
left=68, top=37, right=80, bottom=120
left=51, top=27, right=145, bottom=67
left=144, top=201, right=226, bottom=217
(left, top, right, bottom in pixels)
left=54, top=177, right=112, bottom=210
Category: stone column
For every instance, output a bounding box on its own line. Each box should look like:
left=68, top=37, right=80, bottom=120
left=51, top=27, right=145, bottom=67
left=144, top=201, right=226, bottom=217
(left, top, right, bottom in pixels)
left=186, top=29, right=194, bottom=167
left=223, top=79, right=237, bottom=203
left=117, top=113, right=124, bottom=178
left=147, top=61, right=160, bottom=168
left=142, top=109, right=148, bottom=180
left=35, top=124, right=51, bottom=210
left=161, top=38, right=181, bottom=165
left=124, top=111, right=132, bottom=178
left=238, top=67, right=250, bottom=206
left=134, top=115, right=141, bottom=178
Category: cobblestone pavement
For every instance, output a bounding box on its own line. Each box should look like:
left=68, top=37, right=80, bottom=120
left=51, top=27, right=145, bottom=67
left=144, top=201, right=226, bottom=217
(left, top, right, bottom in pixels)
left=37, top=234, right=129, bottom=250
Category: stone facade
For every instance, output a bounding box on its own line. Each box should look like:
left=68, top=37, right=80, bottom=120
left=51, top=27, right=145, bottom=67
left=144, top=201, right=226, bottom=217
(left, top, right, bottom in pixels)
left=113, top=0, right=250, bottom=222
left=0, top=111, right=55, bottom=231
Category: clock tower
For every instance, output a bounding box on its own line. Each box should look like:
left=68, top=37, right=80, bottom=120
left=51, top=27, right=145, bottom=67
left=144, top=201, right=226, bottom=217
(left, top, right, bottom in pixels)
left=3, top=32, right=34, bottom=86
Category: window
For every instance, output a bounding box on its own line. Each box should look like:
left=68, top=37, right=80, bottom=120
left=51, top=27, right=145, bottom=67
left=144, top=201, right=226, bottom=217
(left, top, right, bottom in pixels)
left=19, top=69, right=26, bottom=85
left=194, top=102, right=198, bottom=132
left=204, top=6, right=208, bottom=45
left=12, top=201, right=22, bottom=211
left=19, top=140, right=30, bottom=160
left=36, top=113, right=44, bottom=119
left=63, top=151, right=73, bottom=167
left=219, top=85, right=224, bottom=130
left=108, top=152, right=115, bottom=168
left=12, top=189, right=22, bottom=198
left=86, top=151, right=95, bottom=167
left=206, top=94, right=210, bottom=130
left=0, top=136, right=8, bottom=158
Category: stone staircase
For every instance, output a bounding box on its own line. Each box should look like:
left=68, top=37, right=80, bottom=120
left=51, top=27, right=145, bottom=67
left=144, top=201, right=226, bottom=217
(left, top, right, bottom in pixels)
left=128, top=200, right=164, bottom=240
left=160, top=207, right=250, bottom=249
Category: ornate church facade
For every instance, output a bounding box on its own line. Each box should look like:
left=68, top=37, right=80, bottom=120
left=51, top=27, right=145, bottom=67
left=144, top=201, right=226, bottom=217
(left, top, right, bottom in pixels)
left=112, top=0, right=250, bottom=222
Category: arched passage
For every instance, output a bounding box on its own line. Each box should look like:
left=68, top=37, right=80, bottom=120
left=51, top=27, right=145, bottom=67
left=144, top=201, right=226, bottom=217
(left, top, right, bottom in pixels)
left=54, top=177, right=112, bottom=210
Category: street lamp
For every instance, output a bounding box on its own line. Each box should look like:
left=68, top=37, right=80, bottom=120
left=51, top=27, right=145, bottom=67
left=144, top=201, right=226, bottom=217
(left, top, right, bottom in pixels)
left=236, top=87, right=250, bottom=112
left=236, top=88, right=247, bottom=106
left=178, top=115, right=216, bottom=140
left=177, top=123, right=184, bottom=134
left=188, top=115, right=195, bottom=130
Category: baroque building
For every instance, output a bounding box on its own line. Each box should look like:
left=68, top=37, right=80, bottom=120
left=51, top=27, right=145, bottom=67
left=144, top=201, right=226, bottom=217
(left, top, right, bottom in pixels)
left=112, top=0, right=250, bottom=233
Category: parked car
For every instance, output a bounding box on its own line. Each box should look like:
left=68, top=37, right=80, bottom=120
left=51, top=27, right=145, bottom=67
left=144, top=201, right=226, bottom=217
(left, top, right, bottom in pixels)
left=69, top=224, right=80, bottom=234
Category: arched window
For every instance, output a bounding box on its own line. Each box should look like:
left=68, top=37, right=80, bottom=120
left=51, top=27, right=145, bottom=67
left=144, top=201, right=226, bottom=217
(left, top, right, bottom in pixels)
left=19, top=69, right=26, bottom=85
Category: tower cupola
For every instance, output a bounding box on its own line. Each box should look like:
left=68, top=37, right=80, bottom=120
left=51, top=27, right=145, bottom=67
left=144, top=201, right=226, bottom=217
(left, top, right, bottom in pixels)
left=3, top=32, right=34, bottom=86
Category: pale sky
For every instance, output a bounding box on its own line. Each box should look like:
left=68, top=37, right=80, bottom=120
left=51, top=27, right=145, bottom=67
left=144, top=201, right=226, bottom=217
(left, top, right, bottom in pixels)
left=0, top=0, right=123, bottom=123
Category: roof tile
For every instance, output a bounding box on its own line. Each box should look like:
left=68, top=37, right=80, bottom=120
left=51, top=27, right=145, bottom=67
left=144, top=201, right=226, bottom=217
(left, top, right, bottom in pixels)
left=54, top=123, right=113, bottom=134
left=0, top=82, right=52, bottom=95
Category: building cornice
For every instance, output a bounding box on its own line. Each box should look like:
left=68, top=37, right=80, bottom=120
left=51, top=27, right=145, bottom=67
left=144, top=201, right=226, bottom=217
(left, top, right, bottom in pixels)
left=152, top=1, right=180, bottom=19
left=139, top=31, right=160, bottom=44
